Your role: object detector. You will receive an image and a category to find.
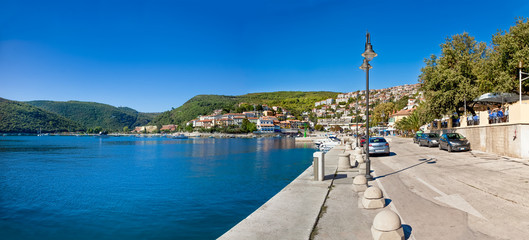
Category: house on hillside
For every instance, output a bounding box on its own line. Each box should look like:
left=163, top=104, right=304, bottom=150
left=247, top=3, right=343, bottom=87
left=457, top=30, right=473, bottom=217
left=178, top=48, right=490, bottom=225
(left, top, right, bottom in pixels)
left=160, top=124, right=177, bottom=132
left=257, top=117, right=280, bottom=133
left=388, top=108, right=415, bottom=135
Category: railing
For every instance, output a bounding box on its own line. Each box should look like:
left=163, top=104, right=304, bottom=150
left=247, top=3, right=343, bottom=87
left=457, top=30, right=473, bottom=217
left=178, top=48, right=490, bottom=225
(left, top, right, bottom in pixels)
left=488, top=114, right=509, bottom=124
left=467, top=118, right=480, bottom=126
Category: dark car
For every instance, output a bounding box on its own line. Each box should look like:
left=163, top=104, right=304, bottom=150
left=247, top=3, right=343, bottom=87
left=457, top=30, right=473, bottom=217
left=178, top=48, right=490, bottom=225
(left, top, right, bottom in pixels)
left=418, top=133, right=440, bottom=147
left=413, top=133, right=423, bottom=144
left=439, top=133, right=471, bottom=152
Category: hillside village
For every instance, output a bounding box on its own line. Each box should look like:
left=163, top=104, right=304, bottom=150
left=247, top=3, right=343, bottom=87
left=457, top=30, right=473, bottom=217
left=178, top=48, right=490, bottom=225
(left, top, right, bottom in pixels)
left=135, top=83, right=422, bottom=134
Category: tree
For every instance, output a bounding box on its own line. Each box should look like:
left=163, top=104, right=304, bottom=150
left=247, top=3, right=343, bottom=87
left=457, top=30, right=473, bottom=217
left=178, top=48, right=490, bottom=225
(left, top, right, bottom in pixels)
left=394, top=96, right=409, bottom=111
left=241, top=119, right=257, bottom=133
left=185, top=123, right=194, bottom=132
left=94, top=126, right=103, bottom=133
left=372, top=102, right=395, bottom=126
left=329, top=125, right=342, bottom=132
left=314, top=124, right=324, bottom=131
left=479, top=18, right=529, bottom=94
left=123, top=126, right=130, bottom=132
left=420, top=32, right=487, bottom=117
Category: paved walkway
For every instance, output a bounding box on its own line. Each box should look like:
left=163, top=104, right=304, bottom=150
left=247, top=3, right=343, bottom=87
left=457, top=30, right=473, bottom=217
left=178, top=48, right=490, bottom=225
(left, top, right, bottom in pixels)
left=220, top=137, right=529, bottom=239
left=218, top=146, right=341, bottom=240
left=219, top=145, right=389, bottom=240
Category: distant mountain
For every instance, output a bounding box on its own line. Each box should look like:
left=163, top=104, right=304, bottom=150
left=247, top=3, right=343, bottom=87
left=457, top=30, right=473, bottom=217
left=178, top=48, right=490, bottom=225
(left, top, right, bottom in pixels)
left=0, top=98, right=83, bottom=133
left=26, top=100, right=159, bottom=131
left=152, top=91, right=338, bottom=125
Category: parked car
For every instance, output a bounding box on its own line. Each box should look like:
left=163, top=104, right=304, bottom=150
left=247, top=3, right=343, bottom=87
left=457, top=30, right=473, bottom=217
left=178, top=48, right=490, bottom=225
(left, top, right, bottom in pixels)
left=418, top=133, right=440, bottom=147
left=365, top=137, right=390, bottom=156
left=360, top=136, right=367, bottom=147
left=439, top=133, right=471, bottom=152
left=413, top=133, right=423, bottom=144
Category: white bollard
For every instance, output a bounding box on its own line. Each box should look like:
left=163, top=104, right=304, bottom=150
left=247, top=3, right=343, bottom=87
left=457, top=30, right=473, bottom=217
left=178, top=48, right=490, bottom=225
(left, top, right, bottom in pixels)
left=338, top=153, right=351, bottom=170
left=354, top=148, right=362, bottom=155
left=371, top=210, right=405, bottom=240
left=352, top=175, right=368, bottom=192
left=313, top=152, right=325, bottom=181
left=349, top=154, right=357, bottom=168
left=362, top=186, right=385, bottom=209
left=356, top=154, right=365, bottom=164
left=345, top=142, right=352, bottom=150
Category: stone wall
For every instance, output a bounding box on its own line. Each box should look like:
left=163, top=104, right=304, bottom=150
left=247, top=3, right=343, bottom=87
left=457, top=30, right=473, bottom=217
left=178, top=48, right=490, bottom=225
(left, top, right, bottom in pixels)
left=451, top=124, right=529, bottom=159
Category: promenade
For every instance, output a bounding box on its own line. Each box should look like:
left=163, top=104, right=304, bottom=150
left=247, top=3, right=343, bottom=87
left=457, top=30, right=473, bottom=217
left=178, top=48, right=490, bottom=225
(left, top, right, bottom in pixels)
left=219, top=136, right=529, bottom=239
left=219, top=144, right=390, bottom=240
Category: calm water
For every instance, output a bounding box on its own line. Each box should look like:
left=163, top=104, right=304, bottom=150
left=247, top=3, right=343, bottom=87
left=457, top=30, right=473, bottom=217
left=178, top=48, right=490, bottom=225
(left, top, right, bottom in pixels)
left=0, top=136, right=315, bottom=239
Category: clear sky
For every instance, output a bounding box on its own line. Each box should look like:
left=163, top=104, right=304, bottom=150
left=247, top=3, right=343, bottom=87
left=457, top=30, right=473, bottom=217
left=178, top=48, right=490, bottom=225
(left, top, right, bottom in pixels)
left=1, top=0, right=528, bottom=112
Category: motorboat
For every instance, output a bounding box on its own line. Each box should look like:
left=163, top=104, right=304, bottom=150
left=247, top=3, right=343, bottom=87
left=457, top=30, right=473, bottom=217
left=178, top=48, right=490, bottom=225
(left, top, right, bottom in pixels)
left=171, top=134, right=189, bottom=139
left=316, top=137, right=341, bottom=151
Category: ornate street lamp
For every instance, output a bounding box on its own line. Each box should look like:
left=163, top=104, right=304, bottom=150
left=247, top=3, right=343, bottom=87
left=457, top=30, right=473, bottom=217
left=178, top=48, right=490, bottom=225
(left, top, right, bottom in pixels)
left=355, top=96, right=359, bottom=148
left=359, top=32, right=376, bottom=180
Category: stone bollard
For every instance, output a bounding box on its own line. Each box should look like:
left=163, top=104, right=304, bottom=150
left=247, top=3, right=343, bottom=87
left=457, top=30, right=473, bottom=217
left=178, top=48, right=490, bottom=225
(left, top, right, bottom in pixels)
left=345, top=142, right=352, bottom=151
left=362, top=186, right=385, bottom=209
left=352, top=175, right=368, bottom=192
left=349, top=154, right=357, bottom=168
left=371, top=210, right=405, bottom=240
left=338, top=153, right=351, bottom=170
left=313, top=152, right=325, bottom=181
left=356, top=154, right=365, bottom=163
left=354, top=147, right=362, bottom=155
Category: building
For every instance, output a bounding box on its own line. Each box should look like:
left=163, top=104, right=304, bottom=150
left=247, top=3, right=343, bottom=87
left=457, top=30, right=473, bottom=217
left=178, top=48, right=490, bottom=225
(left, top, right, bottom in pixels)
left=160, top=124, right=177, bottom=132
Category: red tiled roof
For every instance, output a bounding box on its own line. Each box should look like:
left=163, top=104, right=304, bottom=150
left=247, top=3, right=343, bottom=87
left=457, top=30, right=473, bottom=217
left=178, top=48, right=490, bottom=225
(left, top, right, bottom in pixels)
left=391, top=108, right=414, bottom=117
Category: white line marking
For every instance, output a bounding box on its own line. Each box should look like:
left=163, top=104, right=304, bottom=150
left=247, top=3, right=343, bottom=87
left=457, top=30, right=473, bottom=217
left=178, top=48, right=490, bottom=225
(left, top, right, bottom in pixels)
left=416, top=178, right=447, bottom=197
left=416, top=178, right=485, bottom=219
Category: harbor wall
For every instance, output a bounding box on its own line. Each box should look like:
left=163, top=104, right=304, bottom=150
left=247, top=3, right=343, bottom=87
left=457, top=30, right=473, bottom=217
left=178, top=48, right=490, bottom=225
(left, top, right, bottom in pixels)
left=436, top=123, right=529, bottom=159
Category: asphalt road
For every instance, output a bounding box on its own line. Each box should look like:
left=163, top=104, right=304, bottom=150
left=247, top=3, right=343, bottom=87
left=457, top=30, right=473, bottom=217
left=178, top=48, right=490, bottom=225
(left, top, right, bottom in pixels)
left=370, top=136, right=529, bottom=240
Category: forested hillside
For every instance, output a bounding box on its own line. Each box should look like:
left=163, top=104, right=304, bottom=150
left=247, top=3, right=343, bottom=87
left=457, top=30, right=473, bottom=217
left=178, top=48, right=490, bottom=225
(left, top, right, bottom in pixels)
left=0, top=98, right=83, bottom=133
left=26, top=100, right=158, bottom=131
left=152, top=91, right=338, bottom=126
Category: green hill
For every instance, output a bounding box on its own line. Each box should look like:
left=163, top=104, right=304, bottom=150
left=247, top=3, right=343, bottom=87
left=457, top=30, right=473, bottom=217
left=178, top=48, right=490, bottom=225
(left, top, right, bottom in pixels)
left=0, top=98, right=83, bottom=133
left=26, top=100, right=158, bottom=131
left=153, top=91, right=338, bottom=125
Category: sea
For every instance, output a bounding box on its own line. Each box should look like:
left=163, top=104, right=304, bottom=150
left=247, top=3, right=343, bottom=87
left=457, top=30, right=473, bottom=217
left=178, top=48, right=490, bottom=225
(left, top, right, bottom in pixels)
left=0, top=135, right=315, bottom=240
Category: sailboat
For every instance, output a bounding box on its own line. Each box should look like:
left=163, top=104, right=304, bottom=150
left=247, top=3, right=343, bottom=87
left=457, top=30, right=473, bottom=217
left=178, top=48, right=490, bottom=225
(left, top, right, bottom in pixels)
left=37, top=128, right=49, bottom=136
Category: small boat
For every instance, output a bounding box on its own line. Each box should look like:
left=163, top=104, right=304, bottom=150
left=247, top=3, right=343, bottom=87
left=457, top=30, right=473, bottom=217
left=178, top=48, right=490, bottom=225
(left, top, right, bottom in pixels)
left=172, top=134, right=189, bottom=139
left=315, top=136, right=341, bottom=151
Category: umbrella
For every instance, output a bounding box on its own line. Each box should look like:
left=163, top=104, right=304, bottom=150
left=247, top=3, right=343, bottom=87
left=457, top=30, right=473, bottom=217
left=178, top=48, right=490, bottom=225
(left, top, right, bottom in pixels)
left=473, top=92, right=529, bottom=103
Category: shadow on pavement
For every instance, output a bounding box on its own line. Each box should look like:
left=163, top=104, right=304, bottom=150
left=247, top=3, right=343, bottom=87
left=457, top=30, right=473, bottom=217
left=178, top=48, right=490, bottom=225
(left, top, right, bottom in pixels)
left=374, top=158, right=436, bottom=179
left=402, top=224, right=413, bottom=239
left=370, top=152, right=397, bottom=157
left=334, top=174, right=348, bottom=179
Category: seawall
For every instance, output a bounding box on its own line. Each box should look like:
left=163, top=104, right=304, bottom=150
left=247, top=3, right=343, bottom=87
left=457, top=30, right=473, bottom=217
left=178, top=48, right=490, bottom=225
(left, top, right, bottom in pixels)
left=218, top=148, right=340, bottom=239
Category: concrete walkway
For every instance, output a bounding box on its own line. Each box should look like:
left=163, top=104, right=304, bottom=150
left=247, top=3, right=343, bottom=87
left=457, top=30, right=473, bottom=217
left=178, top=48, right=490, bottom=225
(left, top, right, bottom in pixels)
left=219, top=145, right=386, bottom=240
left=220, top=136, right=529, bottom=239
left=219, top=147, right=341, bottom=240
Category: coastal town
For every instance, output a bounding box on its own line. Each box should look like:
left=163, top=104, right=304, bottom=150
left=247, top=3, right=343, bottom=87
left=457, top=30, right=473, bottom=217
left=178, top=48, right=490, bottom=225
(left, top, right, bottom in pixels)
left=133, top=83, right=421, bottom=135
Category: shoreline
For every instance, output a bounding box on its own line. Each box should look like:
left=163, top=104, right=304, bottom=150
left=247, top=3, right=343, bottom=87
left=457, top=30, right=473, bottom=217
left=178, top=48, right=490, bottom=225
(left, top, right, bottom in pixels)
left=218, top=146, right=341, bottom=239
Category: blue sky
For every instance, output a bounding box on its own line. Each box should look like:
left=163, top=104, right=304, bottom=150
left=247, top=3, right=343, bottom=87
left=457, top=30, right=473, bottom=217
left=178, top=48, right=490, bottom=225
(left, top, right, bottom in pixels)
left=1, top=0, right=528, bottom=112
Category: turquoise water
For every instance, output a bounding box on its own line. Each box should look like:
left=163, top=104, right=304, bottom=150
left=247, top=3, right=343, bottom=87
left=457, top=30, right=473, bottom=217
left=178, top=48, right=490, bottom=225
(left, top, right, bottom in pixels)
left=0, top=136, right=315, bottom=239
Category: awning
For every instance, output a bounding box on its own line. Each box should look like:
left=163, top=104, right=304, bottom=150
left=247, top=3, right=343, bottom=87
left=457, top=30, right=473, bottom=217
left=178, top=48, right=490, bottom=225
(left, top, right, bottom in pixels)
left=473, top=92, right=529, bottom=103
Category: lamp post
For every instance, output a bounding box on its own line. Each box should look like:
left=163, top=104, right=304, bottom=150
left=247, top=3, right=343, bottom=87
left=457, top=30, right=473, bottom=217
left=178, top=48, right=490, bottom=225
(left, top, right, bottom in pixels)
left=355, top=96, right=359, bottom=148
left=519, top=61, right=529, bottom=108
left=359, top=32, right=377, bottom=180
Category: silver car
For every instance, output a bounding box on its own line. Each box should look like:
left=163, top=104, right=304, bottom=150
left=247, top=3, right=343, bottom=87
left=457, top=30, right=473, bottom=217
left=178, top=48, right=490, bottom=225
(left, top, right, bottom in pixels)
left=365, top=137, right=390, bottom=156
